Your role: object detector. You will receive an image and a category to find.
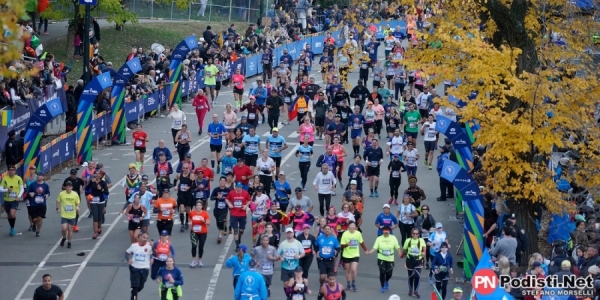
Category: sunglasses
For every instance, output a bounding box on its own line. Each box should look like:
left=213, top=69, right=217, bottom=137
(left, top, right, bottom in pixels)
left=422, top=208, right=429, bottom=211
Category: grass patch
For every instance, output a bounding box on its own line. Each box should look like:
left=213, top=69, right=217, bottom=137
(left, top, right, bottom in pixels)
left=44, top=21, right=233, bottom=83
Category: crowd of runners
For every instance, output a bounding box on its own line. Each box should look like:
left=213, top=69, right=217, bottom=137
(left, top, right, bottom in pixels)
left=7, top=5, right=472, bottom=300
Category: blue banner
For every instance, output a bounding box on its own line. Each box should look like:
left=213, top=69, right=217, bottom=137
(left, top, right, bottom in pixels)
left=145, top=92, right=160, bottom=112
left=62, top=134, right=75, bottom=162
left=125, top=101, right=139, bottom=123
left=435, top=115, right=472, bottom=149
left=229, top=58, right=246, bottom=79
left=439, top=159, right=480, bottom=201
left=474, top=250, right=514, bottom=299
left=39, top=146, right=51, bottom=175
left=51, top=138, right=64, bottom=167
left=311, top=35, right=325, bottom=55
left=246, top=55, right=260, bottom=77
left=76, top=72, right=112, bottom=164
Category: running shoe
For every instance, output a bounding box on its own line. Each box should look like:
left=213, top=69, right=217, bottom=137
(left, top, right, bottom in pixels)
left=92, top=233, right=98, bottom=239
left=229, top=228, right=233, bottom=235
left=369, top=192, right=374, bottom=197
left=28, top=225, right=32, bottom=232
left=235, top=246, right=240, bottom=252
left=67, top=242, right=72, bottom=249
left=32, top=224, right=36, bottom=232
left=60, top=237, right=66, bottom=247
left=73, top=225, right=79, bottom=232
left=217, top=236, right=222, bottom=244
left=388, top=198, right=393, bottom=204
left=190, top=261, right=198, bottom=268
left=425, top=262, right=430, bottom=269
left=346, top=284, right=351, bottom=291
left=332, top=191, right=336, bottom=196
left=88, top=212, right=92, bottom=218
left=428, top=165, right=432, bottom=170
left=180, top=225, right=185, bottom=232
left=424, top=161, right=428, bottom=167
left=374, top=191, right=379, bottom=197
left=198, top=261, right=204, bottom=267
left=98, top=227, right=102, bottom=235
left=35, top=232, right=40, bottom=237
left=394, top=200, right=399, bottom=205
left=351, top=283, right=357, bottom=292
left=413, top=291, right=421, bottom=298
left=380, top=287, right=386, bottom=293
left=408, top=290, right=413, bottom=297
left=384, top=281, right=389, bottom=290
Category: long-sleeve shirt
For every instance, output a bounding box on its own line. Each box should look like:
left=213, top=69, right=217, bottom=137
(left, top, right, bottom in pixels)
left=152, top=147, right=173, bottom=162
left=157, top=267, right=184, bottom=287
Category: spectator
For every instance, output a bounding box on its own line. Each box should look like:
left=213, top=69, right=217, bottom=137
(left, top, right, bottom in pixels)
left=95, top=92, right=110, bottom=114
left=4, top=130, right=20, bottom=168
left=580, top=245, right=600, bottom=278
left=66, top=85, right=77, bottom=114
left=491, top=226, right=517, bottom=265
left=0, top=81, right=12, bottom=108
left=203, top=26, right=216, bottom=45
left=74, top=79, right=84, bottom=103
left=548, top=247, right=569, bottom=275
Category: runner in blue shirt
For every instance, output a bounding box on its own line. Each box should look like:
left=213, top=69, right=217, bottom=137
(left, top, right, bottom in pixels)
left=296, top=138, right=313, bottom=190
left=315, top=225, right=340, bottom=290
left=207, top=114, right=227, bottom=173
left=28, top=172, right=50, bottom=237
left=367, top=36, right=381, bottom=66
left=236, top=116, right=251, bottom=135
left=241, top=127, right=261, bottom=168
left=265, top=128, right=288, bottom=183
left=348, top=107, right=365, bottom=156
left=375, top=204, right=399, bottom=236
left=220, top=148, right=238, bottom=177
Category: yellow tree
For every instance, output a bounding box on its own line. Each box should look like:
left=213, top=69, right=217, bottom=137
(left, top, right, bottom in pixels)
left=0, top=1, right=37, bottom=79
left=391, top=0, right=600, bottom=255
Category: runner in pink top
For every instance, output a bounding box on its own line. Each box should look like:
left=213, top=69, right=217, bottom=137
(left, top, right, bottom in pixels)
left=222, top=103, right=237, bottom=143
left=297, top=115, right=315, bottom=146
left=372, top=98, right=386, bottom=138
left=231, top=69, right=245, bottom=110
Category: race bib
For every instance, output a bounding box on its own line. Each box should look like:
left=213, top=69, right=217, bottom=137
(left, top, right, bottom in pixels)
left=341, top=112, right=348, bottom=118
left=353, top=124, right=360, bottom=129
left=162, top=209, right=171, bottom=217
left=92, top=196, right=100, bottom=203
left=321, top=246, right=332, bottom=255
left=271, top=145, right=279, bottom=152
left=370, top=160, right=379, bottom=166
left=134, top=253, right=146, bottom=262
left=392, top=171, right=400, bottom=178
left=225, top=167, right=232, bottom=173
left=262, top=263, right=273, bottom=272
left=409, top=122, right=416, bottom=128
left=349, top=239, right=358, bottom=247
left=302, top=153, right=310, bottom=160
left=193, top=225, right=202, bottom=233
left=284, top=97, right=291, bottom=103
left=249, top=113, right=256, bottom=119
left=234, top=200, right=242, bottom=208
left=35, top=196, right=44, bottom=203
left=361, top=63, right=368, bottom=69
left=234, top=146, right=241, bottom=152
left=358, top=94, right=363, bottom=100
left=302, top=240, right=312, bottom=248
left=293, top=295, right=303, bottom=300
left=133, top=216, right=140, bottom=223
left=218, top=201, right=226, bottom=209
left=410, top=247, right=419, bottom=255
left=421, top=231, right=429, bottom=239
left=299, top=108, right=306, bottom=113
left=284, top=249, right=296, bottom=259
left=382, top=249, right=392, bottom=256
left=135, top=140, right=143, bottom=146
left=64, top=205, right=74, bottom=212
left=370, top=49, right=375, bottom=54
left=158, top=254, right=168, bottom=260
left=428, top=131, right=435, bottom=138
left=262, top=60, right=269, bottom=65
left=248, top=144, right=257, bottom=150
left=8, top=192, right=17, bottom=199
left=174, top=120, right=182, bottom=126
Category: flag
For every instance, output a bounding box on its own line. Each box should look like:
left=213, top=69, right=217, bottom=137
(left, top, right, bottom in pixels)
left=431, top=284, right=443, bottom=300
left=1, top=109, right=12, bottom=126
left=288, top=96, right=299, bottom=122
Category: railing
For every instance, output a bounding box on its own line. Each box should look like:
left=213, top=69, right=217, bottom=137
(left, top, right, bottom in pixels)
left=122, top=0, right=265, bottom=23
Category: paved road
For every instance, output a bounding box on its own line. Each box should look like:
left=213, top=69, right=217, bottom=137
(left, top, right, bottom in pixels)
left=2, top=45, right=466, bottom=300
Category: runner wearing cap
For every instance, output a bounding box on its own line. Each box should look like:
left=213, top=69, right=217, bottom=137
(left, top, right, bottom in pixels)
left=387, top=128, right=406, bottom=161
left=56, top=180, right=80, bottom=248
left=451, top=287, right=463, bottom=300
left=176, top=153, right=195, bottom=174
left=154, top=152, right=174, bottom=198
left=26, top=172, right=50, bottom=237
left=375, top=204, right=399, bottom=236
left=154, top=189, right=177, bottom=236
left=402, top=227, right=427, bottom=298
left=0, top=165, right=24, bottom=236
left=288, top=205, right=313, bottom=236
left=277, top=227, right=305, bottom=293
left=125, top=231, right=153, bottom=300
left=226, top=182, right=251, bottom=251
left=132, top=124, right=149, bottom=171
left=226, top=244, right=252, bottom=287
left=234, top=258, right=268, bottom=300
left=387, top=154, right=406, bottom=205
left=232, top=159, right=253, bottom=191
left=210, top=177, right=231, bottom=243
left=174, top=164, right=195, bottom=233
left=296, top=224, right=316, bottom=279
left=252, top=234, right=278, bottom=297
left=208, top=114, right=227, bottom=173
left=346, top=155, right=365, bottom=191
left=342, top=180, right=364, bottom=211
left=236, top=116, right=251, bottom=135
left=152, top=140, right=173, bottom=163
left=63, top=168, right=84, bottom=232
left=122, top=163, right=140, bottom=205
left=284, top=266, right=312, bottom=299
left=366, top=225, right=402, bottom=293
left=315, top=224, right=340, bottom=297
left=266, top=127, right=288, bottom=184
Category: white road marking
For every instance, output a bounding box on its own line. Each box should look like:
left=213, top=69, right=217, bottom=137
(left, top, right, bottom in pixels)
left=29, top=279, right=72, bottom=286
left=288, top=131, right=300, bottom=138
left=14, top=137, right=210, bottom=300
left=203, top=143, right=299, bottom=300
left=50, top=250, right=92, bottom=256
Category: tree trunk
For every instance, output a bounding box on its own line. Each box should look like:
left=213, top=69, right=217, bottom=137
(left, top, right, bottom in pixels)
left=64, top=3, right=81, bottom=62
left=507, top=200, right=539, bottom=266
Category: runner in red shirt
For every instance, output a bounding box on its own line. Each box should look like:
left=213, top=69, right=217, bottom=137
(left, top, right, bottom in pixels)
left=225, top=182, right=251, bottom=251
left=132, top=124, right=149, bottom=172
left=232, top=160, right=252, bottom=189
left=194, top=158, right=215, bottom=190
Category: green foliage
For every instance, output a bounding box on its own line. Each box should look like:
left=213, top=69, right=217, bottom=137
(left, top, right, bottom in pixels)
left=42, top=0, right=138, bottom=25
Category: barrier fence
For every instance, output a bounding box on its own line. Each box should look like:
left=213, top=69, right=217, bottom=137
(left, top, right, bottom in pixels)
left=0, top=19, right=407, bottom=178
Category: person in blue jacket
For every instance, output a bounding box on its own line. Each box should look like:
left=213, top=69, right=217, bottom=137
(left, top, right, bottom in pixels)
left=374, top=204, right=398, bottom=236
left=436, top=145, right=453, bottom=201
left=156, top=257, right=184, bottom=300
left=226, top=244, right=253, bottom=288
left=250, top=80, right=268, bottom=124
left=234, top=259, right=268, bottom=300
left=431, top=242, right=453, bottom=300
left=152, top=140, right=173, bottom=163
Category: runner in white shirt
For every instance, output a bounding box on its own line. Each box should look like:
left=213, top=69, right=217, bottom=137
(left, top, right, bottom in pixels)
left=312, top=164, right=337, bottom=217
left=419, top=114, right=437, bottom=170
left=386, top=128, right=405, bottom=161
left=415, top=87, right=431, bottom=122
left=402, top=141, right=420, bottom=177
left=168, top=105, right=186, bottom=146
left=125, top=232, right=153, bottom=300
left=256, top=150, right=276, bottom=196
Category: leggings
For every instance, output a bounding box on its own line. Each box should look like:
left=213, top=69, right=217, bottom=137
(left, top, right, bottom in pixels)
left=263, top=65, right=272, bottom=82
left=389, top=178, right=401, bottom=200
left=156, top=220, right=174, bottom=236
left=377, top=259, right=394, bottom=287
left=267, top=115, right=279, bottom=130
left=408, top=267, right=423, bottom=292
left=436, top=278, right=449, bottom=300
left=394, top=83, right=405, bottom=100
left=171, top=128, right=179, bottom=145
left=191, top=232, right=208, bottom=258
left=195, top=109, right=207, bottom=131
left=363, top=123, right=374, bottom=135
left=91, top=203, right=105, bottom=223
left=151, top=260, right=166, bottom=280
left=375, top=120, right=383, bottom=136
left=176, top=143, right=190, bottom=162
left=318, top=193, right=332, bottom=216
left=259, top=175, right=273, bottom=197
left=398, top=222, right=414, bottom=246
left=336, top=161, right=344, bottom=183
left=298, top=161, right=311, bottom=188
left=298, top=253, right=313, bottom=279
left=160, top=288, right=179, bottom=300
left=213, top=208, right=228, bottom=231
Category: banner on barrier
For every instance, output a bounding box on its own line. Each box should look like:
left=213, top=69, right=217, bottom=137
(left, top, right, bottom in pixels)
left=168, top=35, right=199, bottom=108
left=111, top=58, right=142, bottom=144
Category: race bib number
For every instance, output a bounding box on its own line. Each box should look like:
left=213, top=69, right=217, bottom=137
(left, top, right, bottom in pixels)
left=421, top=231, right=429, bottom=239
left=382, top=249, right=392, bottom=256
left=8, top=192, right=17, bottom=199
left=409, top=122, right=416, bottom=128
left=341, top=112, right=348, bottom=118
left=234, top=200, right=242, bottom=208
left=133, top=216, right=140, bottom=223
left=299, top=108, right=306, bottom=113
left=234, top=146, right=241, bottom=152
left=428, top=131, right=436, bottom=138
left=392, top=171, right=400, bottom=178
left=249, top=113, right=256, bottom=119
left=271, top=145, right=279, bottom=152
left=304, top=133, right=311, bottom=140
left=193, top=225, right=202, bottom=233
left=35, top=196, right=44, bottom=203
left=158, top=254, right=168, bottom=260
left=92, top=196, right=100, bottom=203
left=349, top=239, right=358, bottom=247
left=162, top=209, right=171, bottom=217
left=174, top=120, right=182, bottom=126
left=361, top=63, right=368, bottom=69
left=134, top=253, right=146, bottom=262
left=218, top=201, right=226, bottom=209
left=262, top=60, right=269, bottom=65
left=302, top=153, right=310, bottom=160
left=410, top=247, right=419, bottom=255
left=321, top=246, right=332, bottom=255
left=285, top=97, right=291, bottom=103
left=302, top=240, right=312, bottom=248
left=358, top=94, right=362, bottom=100
left=135, top=140, right=143, bottom=146
left=293, top=295, right=304, bottom=300
left=370, top=49, right=375, bottom=54
left=225, top=167, right=232, bottom=173
left=370, top=161, right=379, bottom=166
left=64, top=205, right=74, bottom=212
left=353, top=124, right=360, bottom=130
left=284, top=249, right=296, bottom=259
left=248, top=144, right=257, bottom=151
left=262, top=263, right=272, bottom=272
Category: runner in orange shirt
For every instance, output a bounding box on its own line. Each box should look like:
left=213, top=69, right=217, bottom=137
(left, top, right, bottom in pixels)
left=154, top=189, right=177, bottom=236
left=132, top=124, right=149, bottom=172
left=189, top=200, right=211, bottom=268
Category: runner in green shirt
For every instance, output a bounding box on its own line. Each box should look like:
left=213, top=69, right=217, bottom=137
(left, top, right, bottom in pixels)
left=56, top=181, right=81, bottom=248
left=340, top=221, right=367, bottom=291
left=366, top=225, right=401, bottom=293
left=203, top=57, right=220, bottom=105
left=403, top=103, right=422, bottom=143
